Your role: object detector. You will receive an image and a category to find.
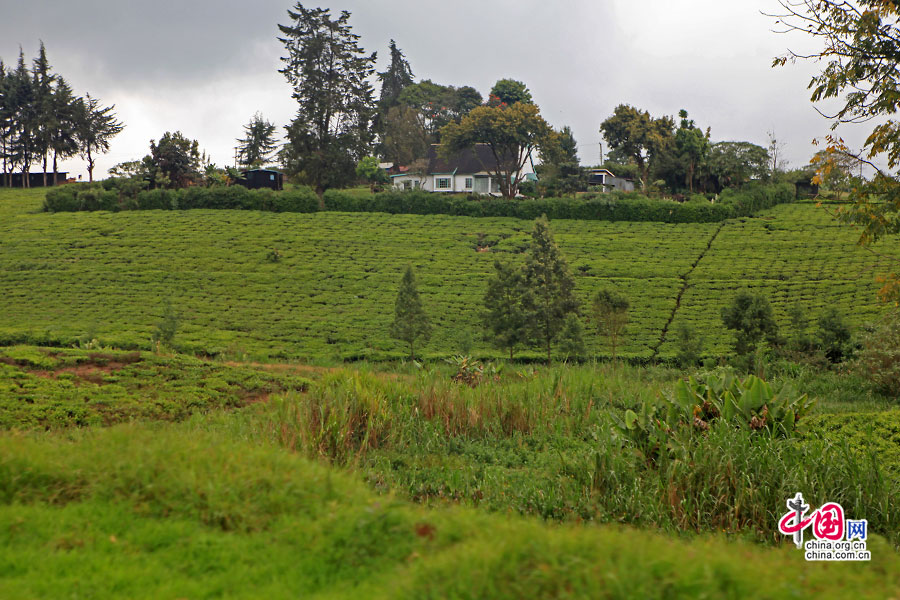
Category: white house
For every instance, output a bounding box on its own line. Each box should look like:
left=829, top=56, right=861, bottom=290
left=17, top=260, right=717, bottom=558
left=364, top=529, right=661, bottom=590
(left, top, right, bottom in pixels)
left=391, top=144, right=536, bottom=195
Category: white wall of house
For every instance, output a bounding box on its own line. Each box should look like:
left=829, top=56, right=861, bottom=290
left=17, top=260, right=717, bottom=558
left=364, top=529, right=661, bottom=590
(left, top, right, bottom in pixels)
left=392, top=162, right=535, bottom=195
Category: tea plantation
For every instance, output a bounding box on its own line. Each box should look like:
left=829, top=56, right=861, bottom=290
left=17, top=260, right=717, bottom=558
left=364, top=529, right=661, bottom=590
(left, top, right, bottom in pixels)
left=0, top=188, right=895, bottom=361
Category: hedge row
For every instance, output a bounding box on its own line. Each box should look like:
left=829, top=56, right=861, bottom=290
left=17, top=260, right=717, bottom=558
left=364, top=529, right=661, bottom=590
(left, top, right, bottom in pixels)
left=44, top=182, right=795, bottom=223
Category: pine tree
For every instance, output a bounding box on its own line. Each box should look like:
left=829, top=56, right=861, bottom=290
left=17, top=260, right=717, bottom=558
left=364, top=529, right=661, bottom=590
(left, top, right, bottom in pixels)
left=236, top=112, right=278, bottom=168
left=0, top=59, right=8, bottom=187
left=48, top=76, right=80, bottom=181
left=75, top=93, right=124, bottom=182
left=390, top=265, right=431, bottom=359
left=32, top=42, right=55, bottom=187
left=482, top=259, right=530, bottom=361
left=278, top=4, right=376, bottom=201
left=8, top=49, right=36, bottom=188
left=522, top=215, right=580, bottom=363
left=378, top=40, right=414, bottom=109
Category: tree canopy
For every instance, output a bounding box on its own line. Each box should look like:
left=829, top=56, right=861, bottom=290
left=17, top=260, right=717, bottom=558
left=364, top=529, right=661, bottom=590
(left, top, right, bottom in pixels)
left=278, top=3, right=376, bottom=198
left=600, top=104, right=674, bottom=191
left=440, top=101, right=557, bottom=198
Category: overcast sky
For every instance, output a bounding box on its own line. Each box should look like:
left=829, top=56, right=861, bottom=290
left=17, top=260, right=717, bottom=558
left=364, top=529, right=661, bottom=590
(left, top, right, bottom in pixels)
left=0, top=0, right=874, bottom=179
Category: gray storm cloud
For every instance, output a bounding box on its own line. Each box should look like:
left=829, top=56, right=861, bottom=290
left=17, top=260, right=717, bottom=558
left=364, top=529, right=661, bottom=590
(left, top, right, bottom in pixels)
left=0, top=0, right=872, bottom=179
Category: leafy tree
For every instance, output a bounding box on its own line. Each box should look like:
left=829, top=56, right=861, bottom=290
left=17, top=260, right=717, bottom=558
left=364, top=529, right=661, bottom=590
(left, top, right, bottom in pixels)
left=236, top=112, right=278, bottom=168
left=278, top=4, right=376, bottom=201
left=521, top=216, right=580, bottom=363
left=706, top=141, right=769, bottom=190
left=809, top=149, right=864, bottom=195
left=482, top=259, right=530, bottom=360
left=591, top=289, right=629, bottom=364
left=489, top=79, right=533, bottom=106
left=396, top=79, right=483, bottom=143
left=721, top=291, right=779, bottom=356
left=390, top=265, right=431, bottom=359
left=381, top=105, right=429, bottom=167
left=355, top=156, right=388, bottom=191
left=772, top=0, right=900, bottom=301
left=675, top=109, right=709, bottom=193
left=148, top=131, right=202, bottom=189
left=600, top=104, right=675, bottom=191
left=76, top=93, right=124, bottom=183
left=440, top=102, right=557, bottom=198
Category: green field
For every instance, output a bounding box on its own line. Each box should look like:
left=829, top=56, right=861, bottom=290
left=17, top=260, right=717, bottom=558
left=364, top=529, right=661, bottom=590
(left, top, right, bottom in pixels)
left=0, top=188, right=896, bottom=361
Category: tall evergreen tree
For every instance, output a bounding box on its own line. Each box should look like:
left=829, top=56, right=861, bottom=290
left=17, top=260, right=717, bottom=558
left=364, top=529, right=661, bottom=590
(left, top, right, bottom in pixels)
left=236, top=112, right=278, bottom=168
left=8, top=49, right=37, bottom=187
left=48, top=76, right=80, bottom=180
left=390, top=265, right=431, bottom=360
left=378, top=40, right=414, bottom=109
left=278, top=4, right=376, bottom=201
left=482, top=259, right=530, bottom=361
left=75, top=93, right=124, bottom=182
left=32, top=42, right=55, bottom=187
left=522, top=216, right=580, bottom=363
left=0, top=59, right=9, bottom=187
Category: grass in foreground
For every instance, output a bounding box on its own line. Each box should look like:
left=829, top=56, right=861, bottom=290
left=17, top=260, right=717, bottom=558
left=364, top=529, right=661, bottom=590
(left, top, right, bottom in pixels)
left=1, top=425, right=898, bottom=599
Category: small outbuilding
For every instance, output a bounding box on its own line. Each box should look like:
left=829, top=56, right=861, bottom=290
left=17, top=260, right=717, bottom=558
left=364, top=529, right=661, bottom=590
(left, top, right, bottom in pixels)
left=238, top=169, right=283, bottom=191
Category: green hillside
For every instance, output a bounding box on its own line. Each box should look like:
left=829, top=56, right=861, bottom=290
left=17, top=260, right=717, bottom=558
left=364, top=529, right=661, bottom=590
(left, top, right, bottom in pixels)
left=1, top=188, right=894, bottom=361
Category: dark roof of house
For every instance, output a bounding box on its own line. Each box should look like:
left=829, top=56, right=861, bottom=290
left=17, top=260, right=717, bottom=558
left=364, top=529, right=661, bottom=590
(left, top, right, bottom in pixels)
left=426, top=144, right=495, bottom=174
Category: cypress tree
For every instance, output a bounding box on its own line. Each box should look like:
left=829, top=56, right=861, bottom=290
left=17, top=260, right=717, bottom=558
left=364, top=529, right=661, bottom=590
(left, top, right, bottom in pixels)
left=377, top=40, right=414, bottom=109
left=482, top=259, right=530, bottom=361
left=32, top=42, right=55, bottom=187
left=390, top=265, right=431, bottom=360
left=522, top=215, right=580, bottom=363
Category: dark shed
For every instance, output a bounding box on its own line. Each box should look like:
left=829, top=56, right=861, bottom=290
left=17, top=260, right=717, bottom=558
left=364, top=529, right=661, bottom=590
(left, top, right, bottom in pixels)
left=239, top=169, right=283, bottom=191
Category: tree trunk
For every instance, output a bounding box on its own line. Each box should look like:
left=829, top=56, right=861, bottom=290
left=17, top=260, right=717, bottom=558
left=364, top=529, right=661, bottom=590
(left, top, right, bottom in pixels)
left=87, top=148, right=94, bottom=183
left=316, top=185, right=325, bottom=210
left=52, top=150, right=58, bottom=186
left=546, top=337, right=552, bottom=365
left=509, top=347, right=514, bottom=362
left=42, top=154, right=48, bottom=187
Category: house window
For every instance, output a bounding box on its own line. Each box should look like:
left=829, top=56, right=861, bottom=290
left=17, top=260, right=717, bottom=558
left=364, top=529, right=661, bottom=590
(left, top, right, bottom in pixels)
left=435, top=177, right=452, bottom=190
left=465, top=177, right=473, bottom=190
left=414, top=180, right=421, bottom=189
left=403, top=180, right=412, bottom=190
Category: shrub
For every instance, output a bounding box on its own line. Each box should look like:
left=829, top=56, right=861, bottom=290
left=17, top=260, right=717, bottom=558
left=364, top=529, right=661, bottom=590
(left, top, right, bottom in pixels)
left=854, top=310, right=900, bottom=395
left=674, top=323, right=703, bottom=368
left=816, top=307, right=853, bottom=363
left=721, top=291, right=779, bottom=356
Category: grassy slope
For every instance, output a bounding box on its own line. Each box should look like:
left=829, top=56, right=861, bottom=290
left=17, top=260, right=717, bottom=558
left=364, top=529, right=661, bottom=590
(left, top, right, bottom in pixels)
left=1, top=188, right=896, bottom=361
left=2, top=425, right=898, bottom=599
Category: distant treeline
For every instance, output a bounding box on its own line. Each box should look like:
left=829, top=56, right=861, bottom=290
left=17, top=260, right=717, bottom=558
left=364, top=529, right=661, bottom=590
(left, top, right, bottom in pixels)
left=44, top=182, right=796, bottom=224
